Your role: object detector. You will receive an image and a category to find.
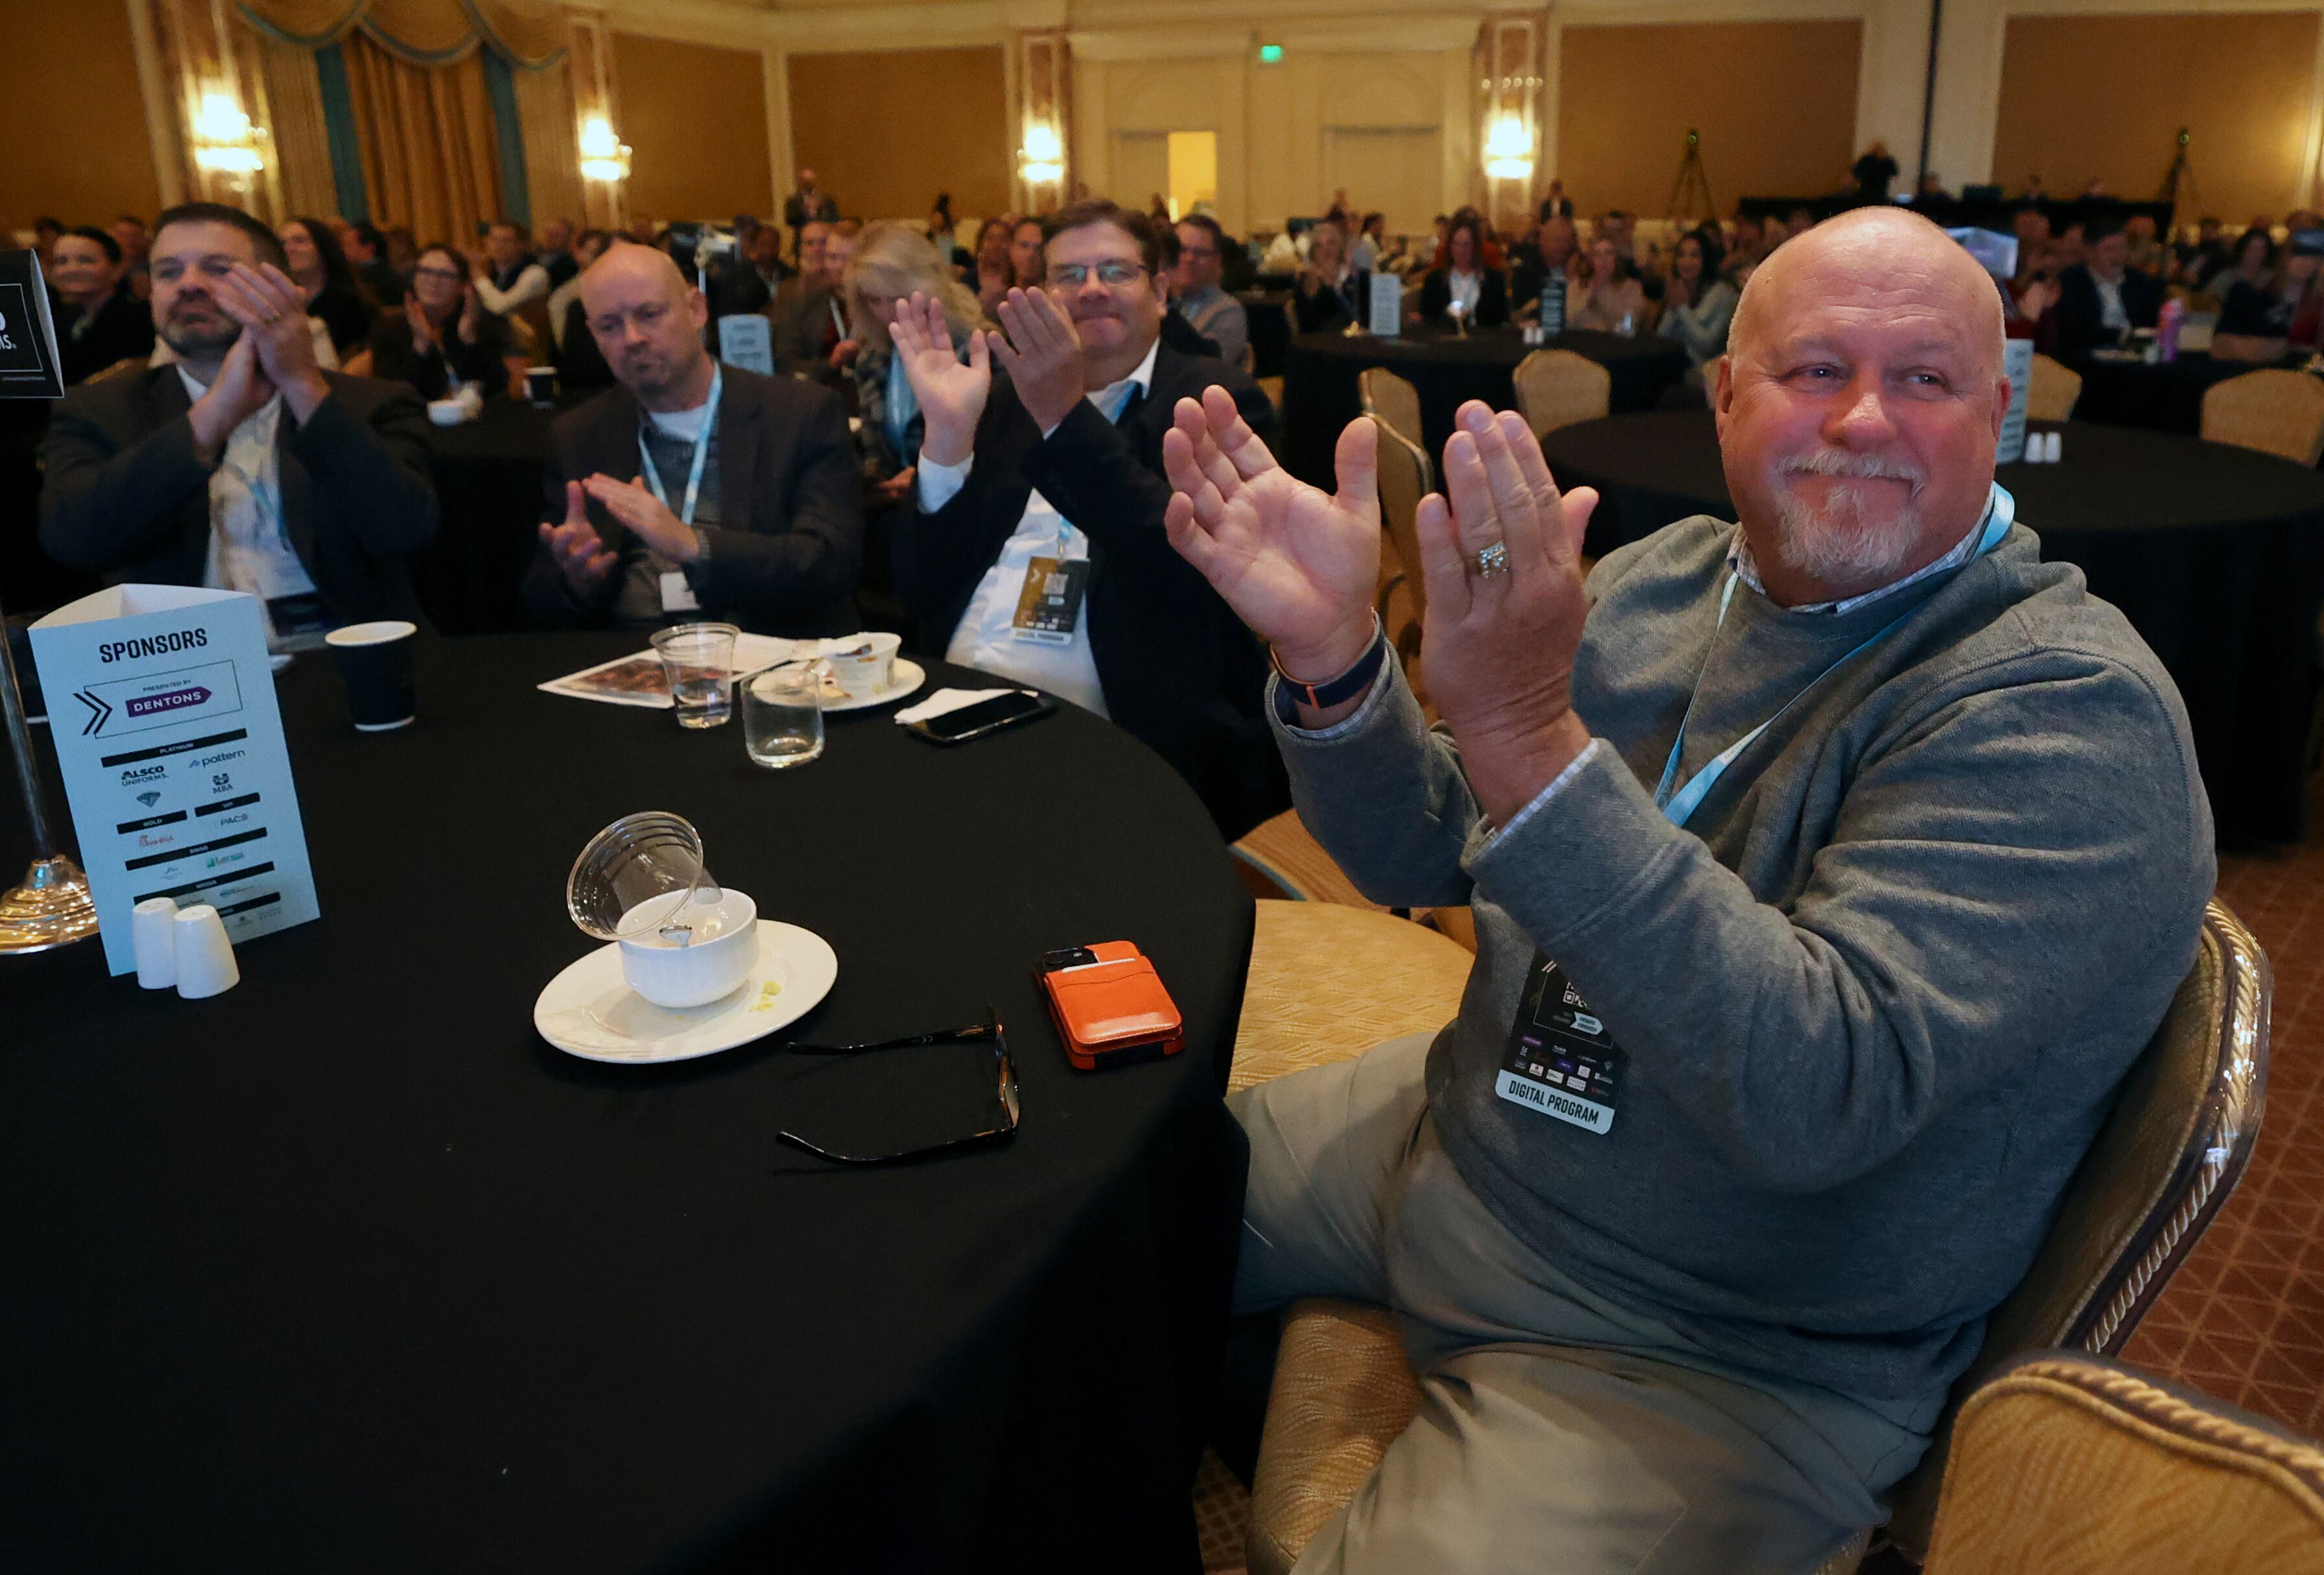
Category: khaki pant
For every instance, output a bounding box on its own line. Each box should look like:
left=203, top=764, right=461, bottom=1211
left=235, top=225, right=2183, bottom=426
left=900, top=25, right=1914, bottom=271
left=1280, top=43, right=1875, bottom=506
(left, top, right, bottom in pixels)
left=1230, top=1034, right=1941, bottom=1575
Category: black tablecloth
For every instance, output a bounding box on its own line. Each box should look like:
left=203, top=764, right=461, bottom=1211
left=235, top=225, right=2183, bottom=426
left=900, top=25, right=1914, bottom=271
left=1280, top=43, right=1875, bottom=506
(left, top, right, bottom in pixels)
left=1278, top=326, right=1689, bottom=488
left=1238, top=290, right=1293, bottom=380
left=1541, top=410, right=2324, bottom=847
left=419, top=399, right=558, bottom=635
left=0, top=633, right=1253, bottom=1572
left=2066, top=351, right=2279, bottom=435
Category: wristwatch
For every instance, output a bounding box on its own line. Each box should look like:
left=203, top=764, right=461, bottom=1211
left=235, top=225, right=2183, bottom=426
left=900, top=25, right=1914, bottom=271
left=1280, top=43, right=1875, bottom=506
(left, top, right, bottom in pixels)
left=1270, top=620, right=1388, bottom=726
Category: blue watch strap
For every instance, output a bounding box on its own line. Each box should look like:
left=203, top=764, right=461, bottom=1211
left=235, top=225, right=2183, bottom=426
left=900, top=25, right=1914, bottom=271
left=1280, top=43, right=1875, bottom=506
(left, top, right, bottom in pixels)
left=1271, top=624, right=1388, bottom=726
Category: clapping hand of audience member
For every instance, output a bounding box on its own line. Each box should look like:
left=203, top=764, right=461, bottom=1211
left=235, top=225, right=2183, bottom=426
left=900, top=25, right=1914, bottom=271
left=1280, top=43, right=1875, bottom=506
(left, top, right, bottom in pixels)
left=828, top=338, right=861, bottom=371
left=539, top=479, right=619, bottom=594
left=403, top=291, right=435, bottom=356
left=456, top=282, right=483, bottom=345
left=1411, top=402, right=1598, bottom=824
left=186, top=332, right=276, bottom=462
left=891, top=291, right=990, bottom=467
left=580, top=472, right=700, bottom=563
left=990, top=287, right=1085, bottom=435
left=212, top=262, right=328, bottom=421
left=868, top=466, right=917, bottom=509
left=1160, top=385, right=1382, bottom=692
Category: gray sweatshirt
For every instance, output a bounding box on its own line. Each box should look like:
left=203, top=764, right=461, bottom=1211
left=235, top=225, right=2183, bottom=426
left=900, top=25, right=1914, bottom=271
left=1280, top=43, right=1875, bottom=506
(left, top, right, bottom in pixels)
left=1275, top=514, right=2214, bottom=1408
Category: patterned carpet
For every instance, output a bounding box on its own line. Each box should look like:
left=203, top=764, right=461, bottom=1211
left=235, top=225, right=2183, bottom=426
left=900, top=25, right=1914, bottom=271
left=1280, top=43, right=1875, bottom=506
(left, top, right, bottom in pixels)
left=1196, top=771, right=2324, bottom=1572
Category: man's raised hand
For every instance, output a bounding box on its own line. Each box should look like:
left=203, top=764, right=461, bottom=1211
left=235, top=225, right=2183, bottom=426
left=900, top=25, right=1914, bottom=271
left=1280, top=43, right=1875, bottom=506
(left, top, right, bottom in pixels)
left=1161, top=387, right=1381, bottom=681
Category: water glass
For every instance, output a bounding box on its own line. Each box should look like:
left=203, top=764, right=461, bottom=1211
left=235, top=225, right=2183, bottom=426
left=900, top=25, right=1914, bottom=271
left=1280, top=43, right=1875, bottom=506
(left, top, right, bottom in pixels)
left=652, top=622, right=739, bottom=729
left=742, top=661, right=825, bottom=769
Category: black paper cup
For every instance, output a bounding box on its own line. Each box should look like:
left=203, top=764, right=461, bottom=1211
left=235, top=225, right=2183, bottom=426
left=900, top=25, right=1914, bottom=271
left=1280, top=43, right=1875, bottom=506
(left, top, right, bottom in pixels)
left=526, top=366, right=557, bottom=406
left=324, top=620, right=417, bottom=732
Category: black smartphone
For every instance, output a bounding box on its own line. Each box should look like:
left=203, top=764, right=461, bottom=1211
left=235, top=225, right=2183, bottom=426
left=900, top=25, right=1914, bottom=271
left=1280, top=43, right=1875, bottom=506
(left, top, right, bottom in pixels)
left=903, top=690, right=1056, bottom=746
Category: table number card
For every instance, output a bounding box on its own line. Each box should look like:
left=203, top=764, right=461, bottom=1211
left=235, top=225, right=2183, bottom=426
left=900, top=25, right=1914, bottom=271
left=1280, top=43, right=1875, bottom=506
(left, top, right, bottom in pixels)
left=0, top=248, right=64, bottom=399
left=31, top=585, right=320, bottom=975
left=1996, top=337, right=2035, bottom=465
left=717, top=315, right=775, bottom=376
left=1367, top=273, right=1402, bottom=337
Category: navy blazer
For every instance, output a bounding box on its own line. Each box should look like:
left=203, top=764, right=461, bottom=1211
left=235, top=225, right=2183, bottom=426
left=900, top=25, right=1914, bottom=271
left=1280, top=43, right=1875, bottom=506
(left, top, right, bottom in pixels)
left=2052, top=264, right=2164, bottom=360
left=38, top=363, right=438, bottom=624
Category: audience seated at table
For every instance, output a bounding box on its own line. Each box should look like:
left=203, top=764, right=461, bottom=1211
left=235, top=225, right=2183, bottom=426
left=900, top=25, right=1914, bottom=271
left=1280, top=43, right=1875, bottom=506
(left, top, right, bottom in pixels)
left=280, top=216, right=377, bottom=362
left=49, top=225, right=154, bottom=385
left=1172, top=214, right=1250, bottom=370
left=1159, top=202, right=2211, bottom=1574
left=1293, top=220, right=1358, bottom=332
left=347, top=244, right=525, bottom=401
left=2214, top=235, right=2322, bottom=361
left=973, top=214, right=1018, bottom=317
left=709, top=220, right=788, bottom=320
left=343, top=221, right=405, bottom=310
left=2050, top=219, right=2163, bottom=360
left=536, top=218, right=580, bottom=291
left=2199, top=226, right=2274, bottom=311
left=1153, top=226, right=1225, bottom=361
left=472, top=221, right=550, bottom=320
left=1009, top=214, right=1047, bottom=288
left=38, top=202, right=439, bottom=636
left=842, top=220, right=990, bottom=510
left=1511, top=217, right=1578, bottom=325
left=1349, top=212, right=1388, bottom=273
left=1656, top=228, right=1737, bottom=378
left=888, top=199, right=1286, bottom=836
left=1568, top=235, right=1648, bottom=333
left=776, top=222, right=854, bottom=382
left=523, top=241, right=861, bottom=639
left=1415, top=215, right=1508, bottom=328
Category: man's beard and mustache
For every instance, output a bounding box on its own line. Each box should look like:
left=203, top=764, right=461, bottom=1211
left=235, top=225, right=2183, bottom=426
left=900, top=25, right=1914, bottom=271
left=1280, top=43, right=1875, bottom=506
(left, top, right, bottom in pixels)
left=160, top=293, right=243, bottom=363
left=1767, top=447, right=1926, bottom=588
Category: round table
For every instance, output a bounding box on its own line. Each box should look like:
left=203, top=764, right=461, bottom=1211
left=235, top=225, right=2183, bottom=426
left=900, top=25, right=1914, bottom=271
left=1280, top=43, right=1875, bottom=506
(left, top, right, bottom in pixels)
left=1541, top=410, right=2324, bottom=848
left=0, top=633, right=1253, bottom=1571
left=1278, top=326, right=1689, bottom=488
left=2065, top=350, right=2285, bottom=435
left=419, top=398, right=558, bottom=637
left=1238, top=289, right=1294, bottom=379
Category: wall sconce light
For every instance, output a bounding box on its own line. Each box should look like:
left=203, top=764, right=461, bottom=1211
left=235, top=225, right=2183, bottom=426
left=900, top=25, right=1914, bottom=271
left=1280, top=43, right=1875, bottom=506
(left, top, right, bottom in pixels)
left=579, top=114, right=631, bottom=183
left=1484, top=114, right=1534, bottom=182
left=191, top=90, right=264, bottom=176
left=1020, top=121, right=1064, bottom=188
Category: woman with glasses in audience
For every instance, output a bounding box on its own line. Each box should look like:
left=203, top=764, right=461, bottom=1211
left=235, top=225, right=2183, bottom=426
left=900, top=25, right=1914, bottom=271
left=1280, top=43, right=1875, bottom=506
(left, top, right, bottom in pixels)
left=48, top=225, right=154, bottom=384
left=2214, top=234, right=2323, bottom=361
left=280, top=215, right=378, bottom=361
left=346, top=243, right=524, bottom=399
left=1415, top=214, right=1508, bottom=328
left=1656, top=228, right=1736, bottom=386
left=842, top=221, right=992, bottom=509
left=1569, top=234, right=1648, bottom=334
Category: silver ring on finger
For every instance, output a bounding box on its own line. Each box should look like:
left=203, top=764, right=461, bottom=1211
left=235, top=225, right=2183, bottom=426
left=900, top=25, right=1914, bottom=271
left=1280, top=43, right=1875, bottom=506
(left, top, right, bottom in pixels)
left=1470, top=540, right=1511, bottom=580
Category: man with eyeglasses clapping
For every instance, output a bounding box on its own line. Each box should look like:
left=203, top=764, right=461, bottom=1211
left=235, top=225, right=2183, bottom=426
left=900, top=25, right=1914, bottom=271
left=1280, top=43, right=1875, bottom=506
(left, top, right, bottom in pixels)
left=888, top=199, right=1286, bottom=836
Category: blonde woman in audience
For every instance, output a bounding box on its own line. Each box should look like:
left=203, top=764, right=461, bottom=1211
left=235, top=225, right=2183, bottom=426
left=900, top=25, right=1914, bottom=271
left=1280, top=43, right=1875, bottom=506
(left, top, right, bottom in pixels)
left=842, top=220, right=991, bottom=508
left=1293, top=219, right=1356, bottom=332
left=1569, top=236, right=1647, bottom=334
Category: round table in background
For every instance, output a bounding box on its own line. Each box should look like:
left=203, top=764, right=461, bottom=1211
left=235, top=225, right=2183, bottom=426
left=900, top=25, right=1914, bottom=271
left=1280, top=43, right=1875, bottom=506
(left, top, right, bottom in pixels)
left=2064, top=350, right=2286, bottom=435
left=419, top=398, right=558, bottom=636
left=0, top=634, right=1253, bottom=1572
left=1238, top=289, right=1294, bottom=379
left=1278, top=326, right=1689, bottom=487
left=1541, top=409, right=2324, bottom=847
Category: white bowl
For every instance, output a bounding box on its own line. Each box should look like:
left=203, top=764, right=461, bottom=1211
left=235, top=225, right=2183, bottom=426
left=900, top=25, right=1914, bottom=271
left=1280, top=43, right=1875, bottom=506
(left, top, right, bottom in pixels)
left=426, top=399, right=468, bottom=427
left=616, top=888, right=760, bottom=1008
left=824, top=632, right=903, bottom=699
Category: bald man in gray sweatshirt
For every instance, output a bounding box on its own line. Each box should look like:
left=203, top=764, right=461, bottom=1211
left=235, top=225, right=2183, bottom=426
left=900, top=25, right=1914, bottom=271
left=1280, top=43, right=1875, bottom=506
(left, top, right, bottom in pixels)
left=1162, top=207, right=2213, bottom=1573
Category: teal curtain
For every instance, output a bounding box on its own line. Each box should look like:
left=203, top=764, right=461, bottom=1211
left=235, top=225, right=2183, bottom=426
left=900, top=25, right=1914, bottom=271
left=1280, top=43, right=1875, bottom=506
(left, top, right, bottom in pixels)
left=481, top=48, right=530, bottom=230
left=314, top=43, right=372, bottom=223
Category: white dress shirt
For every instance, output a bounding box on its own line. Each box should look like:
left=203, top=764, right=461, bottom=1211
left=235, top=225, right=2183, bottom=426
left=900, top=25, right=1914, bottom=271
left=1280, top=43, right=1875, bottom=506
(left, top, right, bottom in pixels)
left=1449, top=269, right=1483, bottom=316
left=176, top=365, right=316, bottom=601
left=915, top=337, right=1162, bottom=717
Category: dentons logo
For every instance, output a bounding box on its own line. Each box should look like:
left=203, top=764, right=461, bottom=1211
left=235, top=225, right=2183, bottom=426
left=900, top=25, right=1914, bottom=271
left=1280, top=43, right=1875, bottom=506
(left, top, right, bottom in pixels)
left=125, top=684, right=212, bottom=718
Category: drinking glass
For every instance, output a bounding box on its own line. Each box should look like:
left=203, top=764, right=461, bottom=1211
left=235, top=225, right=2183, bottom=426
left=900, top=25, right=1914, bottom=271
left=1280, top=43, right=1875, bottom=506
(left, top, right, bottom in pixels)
left=651, top=622, right=739, bottom=729
left=742, top=661, right=825, bottom=769
left=566, top=811, right=721, bottom=941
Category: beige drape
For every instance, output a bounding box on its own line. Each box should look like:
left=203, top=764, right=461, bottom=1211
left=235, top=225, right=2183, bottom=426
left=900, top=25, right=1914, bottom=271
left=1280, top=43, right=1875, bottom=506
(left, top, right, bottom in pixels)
left=258, top=36, right=341, bottom=220
left=234, top=0, right=565, bottom=68
left=514, top=61, right=585, bottom=234
left=341, top=30, right=502, bottom=245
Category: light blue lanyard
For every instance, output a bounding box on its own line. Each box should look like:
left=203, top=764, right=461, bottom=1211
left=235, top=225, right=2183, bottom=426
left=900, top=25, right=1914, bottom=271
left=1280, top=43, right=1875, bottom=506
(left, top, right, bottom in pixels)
left=637, top=365, right=722, bottom=526
left=1652, top=484, right=2015, bottom=829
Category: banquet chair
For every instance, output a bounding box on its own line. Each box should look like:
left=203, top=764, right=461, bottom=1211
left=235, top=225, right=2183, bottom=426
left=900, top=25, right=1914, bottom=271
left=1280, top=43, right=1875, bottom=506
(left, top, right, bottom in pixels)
left=1244, top=898, right=2269, bottom=1575
left=1369, top=415, right=1432, bottom=668
left=1511, top=348, right=1611, bottom=441
left=509, top=298, right=557, bottom=366
left=1918, top=1350, right=2324, bottom=1574
left=1228, top=899, right=1472, bottom=1098
left=1358, top=367, right=1425, bottom=454
left=2025, top=354, right=2083, bottom=422
left=2201, top=369, right=2324, bottom=467
left=1231, top=814, right=1384, bottom=911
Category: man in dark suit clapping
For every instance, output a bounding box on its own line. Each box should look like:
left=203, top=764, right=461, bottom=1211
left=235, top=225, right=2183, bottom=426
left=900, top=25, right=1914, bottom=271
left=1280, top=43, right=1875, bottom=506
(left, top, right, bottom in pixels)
left=888, top=199, right=1286, bottom=835
left=522, top=241, right=862, bottom=637
left=2051, top=220, right=2164, bottom=361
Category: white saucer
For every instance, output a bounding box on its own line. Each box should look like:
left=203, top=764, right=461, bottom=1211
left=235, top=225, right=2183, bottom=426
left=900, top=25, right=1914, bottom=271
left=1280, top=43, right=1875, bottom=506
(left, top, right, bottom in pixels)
left=533, top=920, right=838, bottom=1064
left=818, top=658, right=925, bottom=713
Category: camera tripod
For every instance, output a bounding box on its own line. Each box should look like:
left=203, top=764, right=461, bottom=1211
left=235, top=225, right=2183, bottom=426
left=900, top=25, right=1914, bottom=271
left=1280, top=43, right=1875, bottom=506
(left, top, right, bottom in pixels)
left=1665, top=129, right=1715, bottom=226
left=2157, top=127, right=2202, bottom=220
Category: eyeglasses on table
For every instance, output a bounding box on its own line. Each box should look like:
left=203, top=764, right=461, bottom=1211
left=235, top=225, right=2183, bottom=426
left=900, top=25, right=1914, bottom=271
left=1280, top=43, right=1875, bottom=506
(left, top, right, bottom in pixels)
left=776, top=1008, right=1019, bottom=1166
